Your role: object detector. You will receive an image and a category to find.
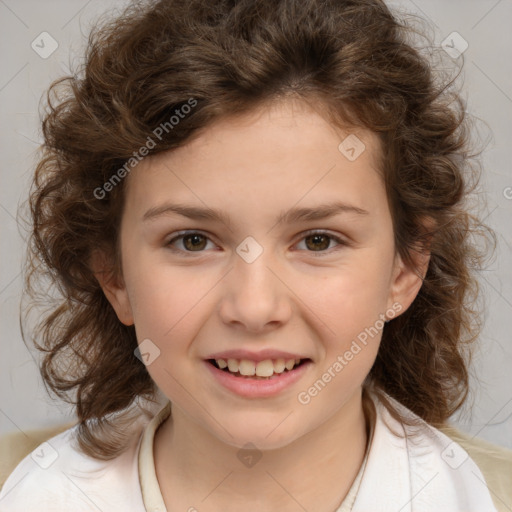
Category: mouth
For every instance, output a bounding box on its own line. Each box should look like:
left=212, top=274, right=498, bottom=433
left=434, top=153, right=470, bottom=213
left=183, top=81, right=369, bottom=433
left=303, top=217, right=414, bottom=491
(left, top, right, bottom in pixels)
left=204, top=353, right=313, bottom=398
left=207, top=357, right=311, bottom=379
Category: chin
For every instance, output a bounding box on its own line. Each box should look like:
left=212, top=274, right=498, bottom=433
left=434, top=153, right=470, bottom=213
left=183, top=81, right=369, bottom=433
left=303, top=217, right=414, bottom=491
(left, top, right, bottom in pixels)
left=209, top=416, right=305, bottom=452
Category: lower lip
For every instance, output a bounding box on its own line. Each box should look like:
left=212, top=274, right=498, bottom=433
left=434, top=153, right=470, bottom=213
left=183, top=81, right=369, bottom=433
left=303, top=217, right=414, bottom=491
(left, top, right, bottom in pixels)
left=204, top=360, right=312, bottom=398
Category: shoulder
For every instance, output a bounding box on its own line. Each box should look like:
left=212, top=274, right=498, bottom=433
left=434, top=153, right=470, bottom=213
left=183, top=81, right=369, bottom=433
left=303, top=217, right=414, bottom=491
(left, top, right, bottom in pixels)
left=0, top=422, right=74, bottom=490
left=439, top=424, right=512, bottom=512
left=0, top=423, right=146, bottom=512
left=364, top=393, right=504, bottom=511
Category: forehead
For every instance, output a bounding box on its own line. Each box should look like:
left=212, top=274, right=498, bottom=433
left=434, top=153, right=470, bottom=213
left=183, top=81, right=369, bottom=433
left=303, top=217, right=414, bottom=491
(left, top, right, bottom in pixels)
left=146, top=98, right=381, bottom=169
left=123, top=99, right=385, bottom=221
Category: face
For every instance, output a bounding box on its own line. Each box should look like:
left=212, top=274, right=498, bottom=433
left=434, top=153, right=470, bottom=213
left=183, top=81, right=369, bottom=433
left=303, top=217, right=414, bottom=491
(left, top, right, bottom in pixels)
left=98, top=98, right=424, bottom=450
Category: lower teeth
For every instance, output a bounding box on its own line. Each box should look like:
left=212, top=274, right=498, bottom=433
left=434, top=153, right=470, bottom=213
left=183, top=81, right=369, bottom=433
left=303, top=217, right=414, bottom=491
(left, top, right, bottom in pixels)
left=237, top=373, right=276, bottom=379
left=211, top=360, right=304, bottom=377
left=224, top=368, right=295, bottom=379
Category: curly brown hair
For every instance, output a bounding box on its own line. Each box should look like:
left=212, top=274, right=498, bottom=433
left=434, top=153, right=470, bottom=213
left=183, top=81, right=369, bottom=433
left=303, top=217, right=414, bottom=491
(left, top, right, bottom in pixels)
left=21, top=0, right=493, bottom=460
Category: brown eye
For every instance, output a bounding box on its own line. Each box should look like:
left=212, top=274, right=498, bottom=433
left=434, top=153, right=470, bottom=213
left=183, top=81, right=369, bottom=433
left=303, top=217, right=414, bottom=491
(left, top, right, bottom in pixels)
left=167, top=231, right=214, bottom=254
left=182, top=233, right=207, bottom=251
left=304, top=233, right=331, bottom=251
left=296, top=230, right=347, bottom=255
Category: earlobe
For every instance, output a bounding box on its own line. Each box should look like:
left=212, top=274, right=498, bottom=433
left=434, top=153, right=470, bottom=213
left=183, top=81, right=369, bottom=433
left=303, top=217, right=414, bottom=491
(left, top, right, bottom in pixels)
left=90, top=250, right=134, bottom=326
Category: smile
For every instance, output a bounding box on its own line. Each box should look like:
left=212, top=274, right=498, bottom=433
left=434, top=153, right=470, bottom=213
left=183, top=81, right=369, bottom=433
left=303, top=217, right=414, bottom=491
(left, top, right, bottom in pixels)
left=210, top=357, right=305, bottom=378
left=204, top=358, right=312, bottom=398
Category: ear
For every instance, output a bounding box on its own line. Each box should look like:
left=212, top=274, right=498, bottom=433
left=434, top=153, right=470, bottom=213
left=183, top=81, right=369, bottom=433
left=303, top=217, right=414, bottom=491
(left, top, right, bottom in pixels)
left=387, top=249, right=430, bottom=315
left=386, top=217, right=434, bottom=316
left=90, top=249, right=134, bottom=326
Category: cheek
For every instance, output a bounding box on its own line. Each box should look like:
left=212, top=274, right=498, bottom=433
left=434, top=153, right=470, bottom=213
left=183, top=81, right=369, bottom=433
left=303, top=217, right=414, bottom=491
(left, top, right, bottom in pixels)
left=306, top=257, right=393, bottom=329
left=125, top=255, right=208, bottom=333
left=126, top=267, right=205, bottom=402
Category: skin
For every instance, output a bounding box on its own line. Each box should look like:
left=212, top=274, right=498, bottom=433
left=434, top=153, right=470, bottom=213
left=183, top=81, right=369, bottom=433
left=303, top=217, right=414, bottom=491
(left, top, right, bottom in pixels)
left=95, top=97, right=428, bottom=512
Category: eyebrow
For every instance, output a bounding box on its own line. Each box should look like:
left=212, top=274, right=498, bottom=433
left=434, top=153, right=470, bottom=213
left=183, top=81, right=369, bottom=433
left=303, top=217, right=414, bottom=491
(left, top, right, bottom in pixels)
left=142, top=201, right=369, bottom=226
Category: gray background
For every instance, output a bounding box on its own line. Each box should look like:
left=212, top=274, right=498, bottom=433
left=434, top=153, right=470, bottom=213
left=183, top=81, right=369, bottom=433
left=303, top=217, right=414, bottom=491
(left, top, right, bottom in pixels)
left=1, top=0, right=511, bottom=448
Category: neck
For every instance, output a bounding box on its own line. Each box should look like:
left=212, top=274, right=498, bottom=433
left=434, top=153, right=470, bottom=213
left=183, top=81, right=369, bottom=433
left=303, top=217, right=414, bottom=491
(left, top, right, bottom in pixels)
left=154, top=389, right=372, bottom=512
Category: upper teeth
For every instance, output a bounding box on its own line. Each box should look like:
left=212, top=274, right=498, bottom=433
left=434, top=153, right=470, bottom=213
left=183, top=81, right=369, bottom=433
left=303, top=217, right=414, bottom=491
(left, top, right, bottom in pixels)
left=216, top=358, right=301, bottom=377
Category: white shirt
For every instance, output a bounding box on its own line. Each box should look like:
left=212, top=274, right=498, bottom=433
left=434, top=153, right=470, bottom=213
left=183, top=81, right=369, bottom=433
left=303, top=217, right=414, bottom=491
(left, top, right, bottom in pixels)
left=0, top=394, right=497, bottom=511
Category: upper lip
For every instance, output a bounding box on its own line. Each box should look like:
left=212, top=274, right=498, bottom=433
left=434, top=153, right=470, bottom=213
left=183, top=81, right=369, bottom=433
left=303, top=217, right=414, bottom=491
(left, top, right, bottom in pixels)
left=206, top=349, right=310, bottom=363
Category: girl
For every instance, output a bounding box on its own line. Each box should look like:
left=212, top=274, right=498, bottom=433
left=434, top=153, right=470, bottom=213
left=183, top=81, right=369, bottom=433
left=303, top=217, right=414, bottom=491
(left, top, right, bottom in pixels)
left=1, top=0, right=510, bottom=510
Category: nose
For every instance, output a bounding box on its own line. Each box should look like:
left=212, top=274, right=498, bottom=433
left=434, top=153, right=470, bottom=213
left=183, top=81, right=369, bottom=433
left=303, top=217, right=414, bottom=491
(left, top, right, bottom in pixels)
left=218, top=246, right=293, bottom=333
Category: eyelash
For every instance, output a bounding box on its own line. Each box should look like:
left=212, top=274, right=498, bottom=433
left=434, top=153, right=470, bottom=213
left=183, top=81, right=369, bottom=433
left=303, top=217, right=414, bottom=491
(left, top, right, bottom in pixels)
left=165, top=230, right=349, bottom=257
